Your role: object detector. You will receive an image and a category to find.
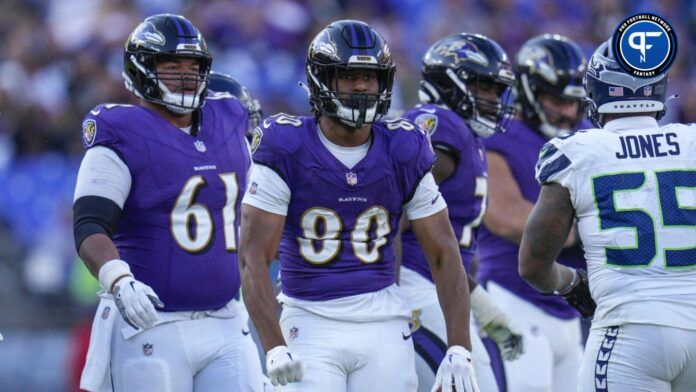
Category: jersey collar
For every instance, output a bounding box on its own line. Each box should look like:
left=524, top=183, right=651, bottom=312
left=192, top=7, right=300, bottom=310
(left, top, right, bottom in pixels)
left=603, top=116, right=658, bottom=132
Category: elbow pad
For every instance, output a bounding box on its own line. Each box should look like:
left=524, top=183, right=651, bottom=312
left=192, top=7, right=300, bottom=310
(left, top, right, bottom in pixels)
left=73, top=196, right=122, bottom=252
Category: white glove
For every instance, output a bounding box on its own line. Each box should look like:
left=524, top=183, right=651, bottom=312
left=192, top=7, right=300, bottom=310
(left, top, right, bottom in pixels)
left=431, top=346, right=479, bottom=392
left=99, top=259, right=163, bottom=330
left=470, top=286, right=524, bottom=361
left=113, top=276, right=164, bottom=330
left=266, top=345, right=304, bottom=386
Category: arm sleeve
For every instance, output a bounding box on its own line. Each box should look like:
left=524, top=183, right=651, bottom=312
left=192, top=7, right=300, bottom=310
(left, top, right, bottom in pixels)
left=73, top=146, right=132, bottom=208
left=241, top=163, right=291, bottom=216
left=404, top=172, right=447, bottom=220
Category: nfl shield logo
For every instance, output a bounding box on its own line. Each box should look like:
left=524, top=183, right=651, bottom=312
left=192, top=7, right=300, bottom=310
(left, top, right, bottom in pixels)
left=643, top=85, right=653, bottom=97
left=194, top=140, right=207, bottom=153
left=249, top=182, right=258, bottom=194
left=143, top=343, right=153, bottom=356
left=82, top=119, right=97, bottom=147
left=346, top=172, right=358, bottom=186
left=289, top=326, right=299, bottom=340
left=101, top=306, right=111, bottom=320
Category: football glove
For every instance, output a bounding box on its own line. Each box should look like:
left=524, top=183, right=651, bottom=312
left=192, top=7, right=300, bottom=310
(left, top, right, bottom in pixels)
left=555, top=269, right=595, bottom=318
left=470, top=286, right=523, bottom=361
left=266, top=345, right=304, bottom=386
left=99, top=259, right=164, bottom=330
left=431, top=346, right=479, bottom=392
left=113, top=276, right=164, bottom=330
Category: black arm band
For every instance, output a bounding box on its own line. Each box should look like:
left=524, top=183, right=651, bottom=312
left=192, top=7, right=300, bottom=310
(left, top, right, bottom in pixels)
left=73, top=196, right=123, bottom=252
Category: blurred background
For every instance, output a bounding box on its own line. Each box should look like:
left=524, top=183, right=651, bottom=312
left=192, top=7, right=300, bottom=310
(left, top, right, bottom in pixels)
left=0, top=0, right=693, bottom=390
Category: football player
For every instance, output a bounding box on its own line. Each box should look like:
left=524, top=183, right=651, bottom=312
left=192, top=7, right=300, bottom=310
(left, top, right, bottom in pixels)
left=520, top=40, right=696, bottom=392
left=398, top=33, right=523, bottom=392
left=476, top=34, right=589, bottom=391
left=240, top=20, right=479, bottom=392
left=208, top=71, right=263, bottom=136
left=74, top=14, right=265, bottom=391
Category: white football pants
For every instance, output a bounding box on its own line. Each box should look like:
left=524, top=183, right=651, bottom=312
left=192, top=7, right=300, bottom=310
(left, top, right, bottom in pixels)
left=109, top=311, right=266, bottom=391
left=487, top=281, right=583, bottom=392
left=400, top=266, right=498, bottom=392
left=276, top=305, right=418, bottom=392
left=579, top=324, right=696, bottom=392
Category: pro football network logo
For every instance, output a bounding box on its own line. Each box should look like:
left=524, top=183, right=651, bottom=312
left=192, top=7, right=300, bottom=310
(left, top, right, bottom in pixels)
left=612, top=13, right=677, bottom=77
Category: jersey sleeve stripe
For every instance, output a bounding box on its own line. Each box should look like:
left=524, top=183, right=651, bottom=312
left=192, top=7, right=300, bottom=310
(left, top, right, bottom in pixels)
left=535, top=143, right=559, bottom=170
left=536, top=153, right=572, bottom=184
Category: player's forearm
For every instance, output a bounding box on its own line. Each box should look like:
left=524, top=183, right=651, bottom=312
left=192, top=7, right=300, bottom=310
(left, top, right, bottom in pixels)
left=482, top=204, right=532, bottom=244
left=467, top=274, right=478, bottom=292
left=240, top=254, right=286, bottom=352
left=431, top=249, right=472, bottom=350
left=519, top=183, right=576, bottom=292
left=78, top=233, right=121, bottom=278
left=519, top=258, right=574, bottom=293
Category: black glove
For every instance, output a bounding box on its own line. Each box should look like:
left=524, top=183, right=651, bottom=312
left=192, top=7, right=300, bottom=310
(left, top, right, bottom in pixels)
left=555, top=269, right=596, bottom=318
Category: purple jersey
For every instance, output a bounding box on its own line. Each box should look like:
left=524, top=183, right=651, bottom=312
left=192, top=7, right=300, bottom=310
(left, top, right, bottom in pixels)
left=400, top=104, right=487, bottom=281
left=81, top=96, right=250, bottom=311
left=477, top=119, right=586, bottom=319
left=252, top=114, right=435, bottom=301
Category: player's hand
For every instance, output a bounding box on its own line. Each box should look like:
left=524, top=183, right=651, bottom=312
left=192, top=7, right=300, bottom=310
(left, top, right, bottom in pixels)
left=113, top=276, right=164, bottom=330
left=470, top=286, right=524, bottom=361
left=431, top=346, right=479, bottom=392
left=556, top=269, right=596, bottom=318
left=483, top=324, right=524, bottom=361
left=266, top=345, right=304, bottom=386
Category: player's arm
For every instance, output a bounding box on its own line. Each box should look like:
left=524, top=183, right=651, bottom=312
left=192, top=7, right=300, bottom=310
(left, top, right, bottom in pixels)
left=411, top=209, right=479, bottom=391
left=73, top=146, right=162, bottom=329
left=239, top=162, right=303, bottom=386
left=393, top=214, right=408, bottom=283
left=485, top=151, right=578, bottom=246
left=432, top=148, right=457, bottom=184
left=482, top=152, right=534, bottom=244
left=239, top=204, right=286, bottom=352
left=411, top=209, right=471, bottom=348
left=518, top=183, right=595, bottom=317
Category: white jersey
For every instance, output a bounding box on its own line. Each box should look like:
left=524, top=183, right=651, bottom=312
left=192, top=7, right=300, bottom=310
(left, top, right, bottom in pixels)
left=535, top=116, right=696, bottom=330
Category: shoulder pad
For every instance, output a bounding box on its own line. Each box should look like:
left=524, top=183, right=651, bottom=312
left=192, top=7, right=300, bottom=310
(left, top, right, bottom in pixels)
left=206, top=92, right=246, bottom=116
left=379, top=118, right=433, bottom=165
left=251, top=113, right=307, bottom=164
left=81, top=103, right=136, bottom=149
left=535, top=138, right=573, bottom=184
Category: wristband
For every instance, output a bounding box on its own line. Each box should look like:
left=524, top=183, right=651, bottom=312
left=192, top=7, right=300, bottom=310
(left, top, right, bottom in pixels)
left=98, top=259, right=133, bottom=293
left=554, top=268, right=579, bottom=295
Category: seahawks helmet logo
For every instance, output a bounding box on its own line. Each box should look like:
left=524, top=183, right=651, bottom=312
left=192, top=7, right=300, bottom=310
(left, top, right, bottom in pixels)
left=436, top=40, right=489, bottom=67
